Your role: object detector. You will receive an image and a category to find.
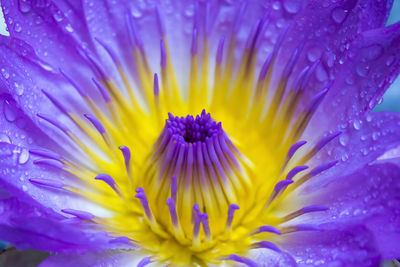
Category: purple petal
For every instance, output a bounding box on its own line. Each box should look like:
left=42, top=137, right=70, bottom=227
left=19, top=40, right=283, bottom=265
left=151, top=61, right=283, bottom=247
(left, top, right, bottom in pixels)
left=0, top=196, right=132, bottom=253
left=39, top=250, right=144, bottom=266
left=277, top=224, right=381, bottom=266
left=307, top=161, right=400, bottom=259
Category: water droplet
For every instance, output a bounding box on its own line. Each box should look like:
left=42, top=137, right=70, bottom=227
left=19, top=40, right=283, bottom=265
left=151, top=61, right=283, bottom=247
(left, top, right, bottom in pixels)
left=339, top=134, right=349, bottom=146
left=22, top=185, right=28, bottom=192
left=65, top=24, right=74, bottom=33
left=316, top=65, right=328, bottom=81
left=372, top=132, right=380, bottom=141
left=131, top=6, right=142, bottom=18
left=282, top=0, right=300, bottom=14
left=0, top=133, right=11, bottom=144
left=1, top=68, right=10, bottom=79
left=14, top=23, right=22, bottom=33
left=356, top=63, right=369, bottom=77
left=362, top=44, right=383, bottom=61
left=272, top=1, right=281, bottom=10
left=307, top=46, right=322, bottom=62
left=331, top=7, right=347, bottom=24
left=53, top=11, right=63, bottom=22
left=14, top=82, right=24, bottom=96
left=386, top=55, right=394, bottom=66
left=353, top=120, right=362, bottom=130
left=18, top=148, right=29, bottom=164
left=3, top=99, right=19, bottom=122
left=18, top=0, right=31, bottom=13
left=366, top=114, right=372, bottom=122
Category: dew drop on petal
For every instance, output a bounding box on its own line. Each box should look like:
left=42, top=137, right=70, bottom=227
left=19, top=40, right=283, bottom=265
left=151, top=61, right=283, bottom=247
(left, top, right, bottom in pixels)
left=386, top=55, right=394, bottom=66
left=18, top=148, right=29, bottom=164
left=18, top=0, right=31, bottom=13
left=1, top=68, right=10, bottom=79
left=14, top=23, right=22, bottom=33
left=22, top=185, right=28, bottom=192
left=331, top=7, right=348, bottom=24
left=14, top=82, right=24, bottom=96
left=307, top=46, right=322, bottom=62
left=3, top=99, right=19, bottom=122
left=353, top=120, right=362, bottom=130
left=0, top=134, right=11, bottom=144
left=282, top=0, right=300, bottom=14
left=339, top=134, right=349, bottom=146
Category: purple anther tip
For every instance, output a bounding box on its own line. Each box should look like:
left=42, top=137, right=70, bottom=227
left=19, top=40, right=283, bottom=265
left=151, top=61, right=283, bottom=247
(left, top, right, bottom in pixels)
left=109, top=236, right=133, bottom=245
left=61, top=209, right=94, bottom=221
left=95, top=174, right=116, bottom=188
left=258, top=225, right=281, bottom=235
left=153, top=73, right=159, bottom=96
left=160, top=39, right=167, bottom=68
left=315, top=131, right=342, bottom=150
left=191, top=28, right=198, bottom=56
left=37, top=113, right=68, bottom=133
left=136, top=187, right=144, bottom=194
left=33, top=159, right=65, bottom=169
left=84, top=114, right=106, bottom=134
left=259, top=52, right=274, bottom=80
left=301, top=205, right=329, bottom=213
left=29, top=148, right=61, bottom=160
left=274, top=179, right=294, bottom=193
left=94, top=37, right=121, bottom=66
left=29, top=178, right=64, bottom=189
left=228, top=204, right=240, bottom=216
left=41, top=89, right=68, bottom=114
left=216, top=36, right=225, bottom=63
left=309, top=160, right=338, bottom=176
left=137, top=257, right=152, bottom=267
left=256, top=241, right=281, bottom=252
left=92, top=77, right=111, bottom=102
left=286, top=165, right=309, bottom=180
left=119, top=146, right=131, bottom=162
left=287, top=140, right=307, bottom=159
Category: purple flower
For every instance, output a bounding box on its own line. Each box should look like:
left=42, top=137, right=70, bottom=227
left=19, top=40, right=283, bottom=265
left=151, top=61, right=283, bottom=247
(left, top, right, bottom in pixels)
left=0, top=0, right=400, bottom=266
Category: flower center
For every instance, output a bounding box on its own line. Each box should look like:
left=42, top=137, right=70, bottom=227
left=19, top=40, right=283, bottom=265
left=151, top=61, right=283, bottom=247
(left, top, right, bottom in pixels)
left=134, top=111, right=252, bottom=258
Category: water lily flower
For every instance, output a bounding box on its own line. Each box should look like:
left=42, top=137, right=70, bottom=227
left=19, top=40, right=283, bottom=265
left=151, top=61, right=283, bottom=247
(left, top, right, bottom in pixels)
left=0, top=0, right=400, bottom=266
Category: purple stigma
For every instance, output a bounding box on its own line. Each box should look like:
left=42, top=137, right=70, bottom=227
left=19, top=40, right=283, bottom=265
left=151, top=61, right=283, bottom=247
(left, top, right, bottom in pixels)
left=166, top=110, right=221, bottom=143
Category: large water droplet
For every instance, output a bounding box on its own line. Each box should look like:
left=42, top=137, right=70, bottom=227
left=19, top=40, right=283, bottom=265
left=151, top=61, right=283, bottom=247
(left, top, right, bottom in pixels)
left=131, top=6, right=143, bottom=18
left=362, top=44, right=383, bottom=61
left=353, top=120, right=362, bottom=130
left=18, top=0, right=31, bottom=13
left=53, top=11, right=64, bottom=22
left=339, top=134, right=349, bottom=146
left=356, top=63, right=370, bottom=77
left=3, top=99, right=19, bottom=122
left=307, top=46, right=322, bottom=62
left=282, top=0, right=300, bottom=14
left=0, top=133, right=11, bottom=144
left=18, top=148, right=29, bottom=164
left=331, top=7, right=348, bottom=24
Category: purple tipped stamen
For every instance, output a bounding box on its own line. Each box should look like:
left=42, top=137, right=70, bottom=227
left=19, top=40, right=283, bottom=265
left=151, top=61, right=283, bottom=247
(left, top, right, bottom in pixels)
left=254, top=225, right=281, bottom=235
left=226, top=204, right=240, bottom=230
left=171, top=175, right=178, bottom=203
left=118, top=146, right=131, bottom=175
left=62, top=209, right=95, bottom=221
left=95, top=174, right=123, bottom=198
left=282, top=205, right=329, bottom=222
left=29, top=178, right=65, bottom=189
left=251, top=241, right=281, bottom=253
left=135, top=188, right=154, bottom=223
